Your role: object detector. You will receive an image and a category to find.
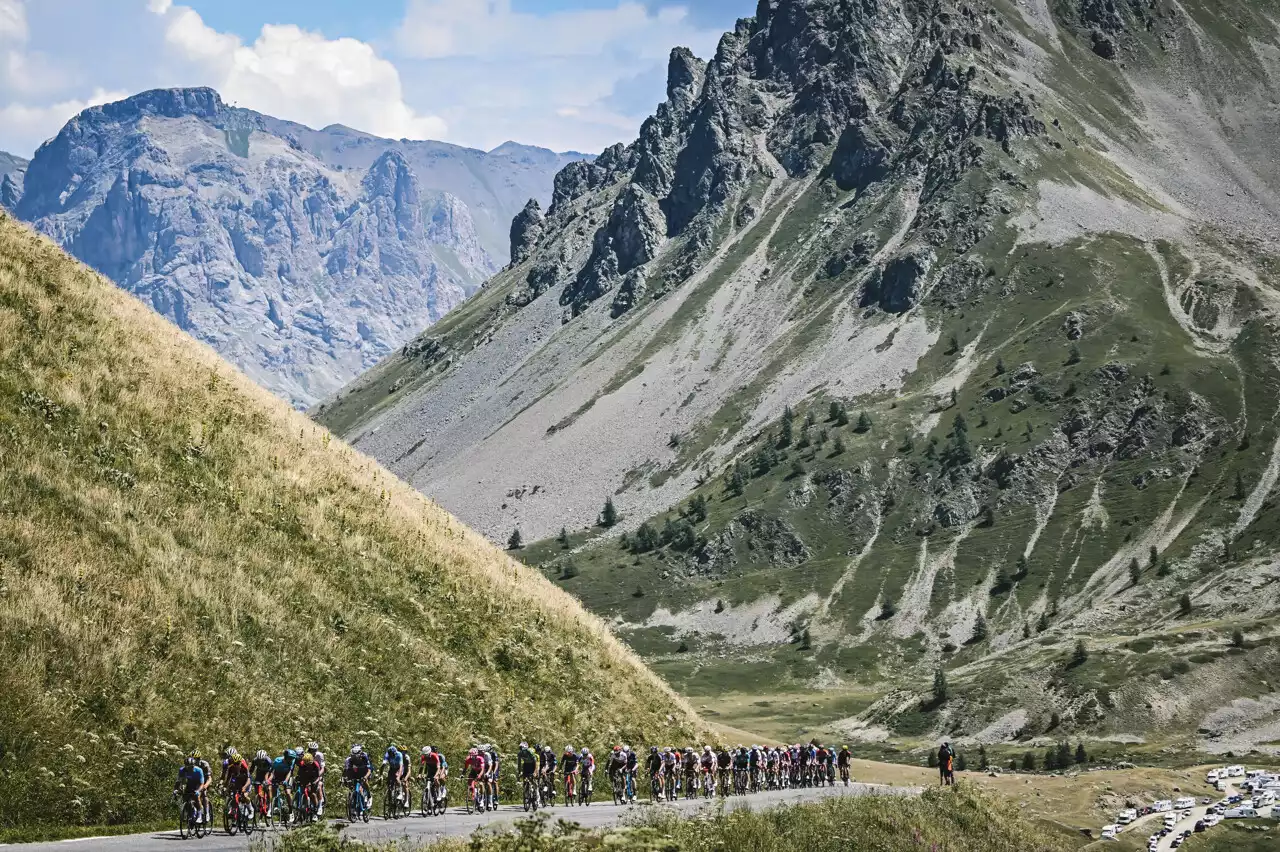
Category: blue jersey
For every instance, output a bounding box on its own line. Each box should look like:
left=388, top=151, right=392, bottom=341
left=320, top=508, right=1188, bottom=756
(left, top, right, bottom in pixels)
left=384, top=748, right=405, bottom=768
left=271, top=754, right=295, bottom=780
left=178, top=764, right=205, bottom=790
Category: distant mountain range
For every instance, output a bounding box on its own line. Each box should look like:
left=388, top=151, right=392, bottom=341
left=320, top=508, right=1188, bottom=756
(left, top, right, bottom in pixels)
left=1, top=88, right=587, bottom=406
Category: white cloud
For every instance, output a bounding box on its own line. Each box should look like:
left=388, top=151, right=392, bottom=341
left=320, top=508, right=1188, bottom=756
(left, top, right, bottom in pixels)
left=0, top=0, right=26, bottom=44
left=393, top=0, right=723, bottom=152
left=149, top=2, right=447, bottom=140
left=0, top=87, right=129, bottom=151
left=399, top=0, right=702, bottom=60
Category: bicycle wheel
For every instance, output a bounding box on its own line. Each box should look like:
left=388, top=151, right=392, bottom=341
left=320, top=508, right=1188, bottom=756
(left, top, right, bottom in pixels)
left=178, top=801, right=192, bottom=839
left=223, top=799, right=236, bottom=836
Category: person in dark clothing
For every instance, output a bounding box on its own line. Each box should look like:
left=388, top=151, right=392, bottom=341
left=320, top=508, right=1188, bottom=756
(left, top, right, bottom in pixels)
left=937, top=742, right=954, bottom=786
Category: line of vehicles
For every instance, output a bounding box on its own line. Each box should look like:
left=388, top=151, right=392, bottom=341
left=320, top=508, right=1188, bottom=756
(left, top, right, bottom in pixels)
left=1098, top=764, right=1280, bottom=847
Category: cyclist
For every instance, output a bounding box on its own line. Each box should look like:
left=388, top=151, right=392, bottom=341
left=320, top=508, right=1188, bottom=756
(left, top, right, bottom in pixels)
left=699, top=745, right=715, bottom=795
left=517, top=742, right=539, bottom=803
left=486, top=744, right=501, bottom=810
left=269, top=748, right=297, bottom=817
left=420, top=747, right=444, bottom=808
left=682, top=746, right=698, bottom=796
left=562, top=745, right=579, bottom=802
left=733, top=744, right=749, bottom=794
left=624, top=745, right=638, bottom=803
left=223, top=748, right=251, bottom=820
left=747, top=745, right=760, bottom=791
left=295, top=751, right=321, bottom=819
left=190, top=749, right=213, bottom=825
left=463, top=747, right=486, bottom=810
left=662, top=747, right=678, bottom=798
left=344, top=744, right=372, bottom=812
left=382, top=743, right=409, bottom=806
left=715, top=745, right=731, bottom=794
left=581, top=748, right=595, bottom=802
left=249, top=749, right=272, bottom=813
left=175, top=755, right=206, bottom=824
left=607, top=746, right=626, bottom=800
left=645, top=746, right=663, bottom=800
left=305, top=742, right=326, bottom=816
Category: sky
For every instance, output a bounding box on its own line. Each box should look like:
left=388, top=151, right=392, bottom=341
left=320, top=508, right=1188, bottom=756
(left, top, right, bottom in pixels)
left=0, top=0, right=753, bottom=159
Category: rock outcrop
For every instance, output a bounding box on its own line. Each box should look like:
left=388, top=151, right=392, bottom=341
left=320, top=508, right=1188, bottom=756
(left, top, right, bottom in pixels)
left=10, top=89, right=584, bottom=406
left=509, top=200, right=545, bottom=266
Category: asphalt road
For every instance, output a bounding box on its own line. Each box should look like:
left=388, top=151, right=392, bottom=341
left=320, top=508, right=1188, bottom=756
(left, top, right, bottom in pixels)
left=12, top=782, right=909, bottom=851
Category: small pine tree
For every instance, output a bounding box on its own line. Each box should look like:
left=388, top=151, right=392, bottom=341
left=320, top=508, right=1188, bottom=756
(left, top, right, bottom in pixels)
left=1149, top=545, right=1159, bottom=568
left=880, top=598, right=897, bottom=620
left=1043, top=747, right=1057, bottom=771
left=1157, top=559, right=1171, bottom=577
left=557, top=527, right=570, bottom=549
left=1049, top=711, right=1061, bottom=730
left=979, top=745, right=989, bottom=770
left=950, top=387, right=958, bottom=408
left=948, top=333, right=960, bottom=355
left=1056, top=741, right=1072, bottom=770
left=833, top=435, right=846, bottom=455
left=1022, top=621, right=1031, bottom=640
left=933, top=666, right=948, bottom=704
left=1071, top=639, right=1088, bottom=667
left=778, top=416, right=794, bottom=448
left=956, top=753, right=967, bottom=772
left=726, top=463, right=747, bottom=497
left=1179, top=593, right=1192, bottom=615
left=507, top=528, right=523, bottom=550
left=972, top=613, right=988, bottom=642
left=799, top=628, right=812, bottom=651
left=1037, top=611, right=1050, bottom=633
left=1022, top=751, right=1036, bottom=771
left=828, top=401, right=843, bottom=422
left=1128, top=557, right=1141, bottom=586
left=1234, top=471, right=1247, bottom=500
left=599, top=495, right=619, bottom=528
left=1075, top=742, right=1088, bottom=764
left=927, top=751, right=938, bottom=768
left=835, top=406, right=850, bottom=427
left=714, top=599, right=726, bottom=614
left=1066, top=344, right=1081, bottom=365
left=855, top=411, right=873, bottom=433
left=790, top=459, right=806, bottom=478
left=995, top=356, right=1007, bottom=376
left=1231, top=627, right=1245, bottom=648
left=804, top=410, right=817, bottom=429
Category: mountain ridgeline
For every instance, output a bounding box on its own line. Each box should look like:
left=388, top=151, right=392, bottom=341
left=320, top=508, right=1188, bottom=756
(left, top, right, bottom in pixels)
left=0, top=214, right=700, bottom=834
left=4, top=89, right=586, bottom=407
left=317, top=0, right=1280, bottom=752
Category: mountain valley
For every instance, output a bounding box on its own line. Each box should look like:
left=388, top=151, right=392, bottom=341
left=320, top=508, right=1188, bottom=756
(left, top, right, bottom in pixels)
left=317, top=0, right=1280, bottom=756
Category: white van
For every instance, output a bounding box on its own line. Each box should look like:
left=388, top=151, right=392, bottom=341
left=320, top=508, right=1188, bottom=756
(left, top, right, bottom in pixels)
left=1225, top=805, right=1258, bottom=819
left=1215, top=779, right=1227, bottom=792
left=1101, top=825, right=1117, bottom=840
left=1247, top=769, right=1266, bottom=779
left=1163, top=814, right=1178, bottom=830
left=1258, top=790, right=1276, bottom=805
left=1226, top=765, right=1246, bottom=778
left=1153, top=800, right=1174, bottom=813
left=1118, top=808, right=1137, bottom=825
left=1206, top=770, right=1219, bottom=783
left=1175, top=797, right=1196, bottom=810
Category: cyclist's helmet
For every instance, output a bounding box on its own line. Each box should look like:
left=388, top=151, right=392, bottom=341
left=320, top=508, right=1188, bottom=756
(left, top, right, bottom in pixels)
left=351, top=744, right=363, bottom=756
left=583, top=749, right=591, bottom=757
left=612, top=745, right=621, bottom=752
left=566, top=746, right=575, bottom=754
left=422, top=746, right=431, bottom=755
left=520, top=742, right=529, bottom=750
left=468, top=748, right=478, bottom=757
left=225, top=746, right=238, bottom=758
left=842, top=745, right=849, bottom=751
left=185, top=755, right=196, bottom=766
left=190, top=749, right=202, bottom=760
left=284, top=748, right=297, bottom=759
left=703, top=745, right=712, bottom=753
left=256, top=749, right=268, bottom=760
left=650, top=746, right=658, bottom=753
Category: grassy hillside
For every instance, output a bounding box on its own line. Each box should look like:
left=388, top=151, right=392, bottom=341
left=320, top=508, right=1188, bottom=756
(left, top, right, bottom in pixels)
left=0, top=213, right=702, bottom=835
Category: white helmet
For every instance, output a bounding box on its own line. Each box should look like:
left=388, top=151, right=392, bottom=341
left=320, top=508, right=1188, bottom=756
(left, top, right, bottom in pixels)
left=566, top=745, right=575, bottom=754
left=307, top=741, right=319, bottom=752
left=351, top=744, right=363, bottom=756
left=583, top=749, right=591, bottom=756
left=256, top=749, right=268, bottom=760
left=422, top=746, right=430, bottom=755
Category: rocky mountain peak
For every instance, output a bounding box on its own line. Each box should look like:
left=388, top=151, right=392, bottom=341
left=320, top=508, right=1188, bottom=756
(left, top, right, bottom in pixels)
left=363, top=149, right=423, bottom=234
left=509, top=199, right=545, bottom=266
left=666, top=47, right=707, bottom=113
left=0, top=173, right=19, bottom=210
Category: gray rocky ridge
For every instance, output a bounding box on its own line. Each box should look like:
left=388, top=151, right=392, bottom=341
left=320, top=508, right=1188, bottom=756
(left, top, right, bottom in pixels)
left=10, top=89, right=585, bottom=406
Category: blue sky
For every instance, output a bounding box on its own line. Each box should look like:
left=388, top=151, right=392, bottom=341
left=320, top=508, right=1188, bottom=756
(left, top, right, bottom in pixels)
left=0, top=0, right=753, bottom=157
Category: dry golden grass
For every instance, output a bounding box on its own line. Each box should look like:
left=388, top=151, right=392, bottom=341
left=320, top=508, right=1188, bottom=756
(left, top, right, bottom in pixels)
left=0, top=215, right=705, bottom=833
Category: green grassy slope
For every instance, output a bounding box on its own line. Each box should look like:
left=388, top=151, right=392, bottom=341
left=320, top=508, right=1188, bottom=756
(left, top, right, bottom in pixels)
left=0, top=214, right=702, bottom=835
